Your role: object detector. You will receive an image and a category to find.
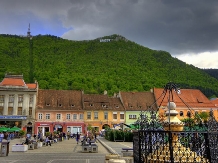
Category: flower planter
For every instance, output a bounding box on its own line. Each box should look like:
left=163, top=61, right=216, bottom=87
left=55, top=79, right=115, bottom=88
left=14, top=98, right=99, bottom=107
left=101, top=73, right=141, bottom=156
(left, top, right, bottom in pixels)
left=12, top=145, right=28, bottom=152
left=37, top=142, right=42, bottom=148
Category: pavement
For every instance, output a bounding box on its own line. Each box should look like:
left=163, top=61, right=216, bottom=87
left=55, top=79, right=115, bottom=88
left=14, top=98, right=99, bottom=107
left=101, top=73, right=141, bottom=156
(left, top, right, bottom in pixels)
left=0, top=136, right=134, bottom=163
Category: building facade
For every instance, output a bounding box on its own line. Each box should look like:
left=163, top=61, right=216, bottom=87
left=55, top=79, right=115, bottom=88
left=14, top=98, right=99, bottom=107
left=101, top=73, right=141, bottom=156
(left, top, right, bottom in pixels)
left=35, top=89, right=84, bottom=136
left=0, top=74, right=38, bottom=134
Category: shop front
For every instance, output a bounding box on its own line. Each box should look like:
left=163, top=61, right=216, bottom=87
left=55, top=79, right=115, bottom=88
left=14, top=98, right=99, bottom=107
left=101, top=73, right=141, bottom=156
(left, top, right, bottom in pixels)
left=35, top=122, right=86, bottom=136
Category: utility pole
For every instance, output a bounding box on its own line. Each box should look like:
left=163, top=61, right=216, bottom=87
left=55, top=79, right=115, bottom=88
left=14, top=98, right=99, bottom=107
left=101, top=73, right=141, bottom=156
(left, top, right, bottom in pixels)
left=27, top=23, right=34, bottom=83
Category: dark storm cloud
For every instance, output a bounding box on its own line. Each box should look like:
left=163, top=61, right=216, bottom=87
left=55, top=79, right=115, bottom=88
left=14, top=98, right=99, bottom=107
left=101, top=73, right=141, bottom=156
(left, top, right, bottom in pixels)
left=62, top=0, right=218, bottom=55
left=1, top=0, right=218, bottom=57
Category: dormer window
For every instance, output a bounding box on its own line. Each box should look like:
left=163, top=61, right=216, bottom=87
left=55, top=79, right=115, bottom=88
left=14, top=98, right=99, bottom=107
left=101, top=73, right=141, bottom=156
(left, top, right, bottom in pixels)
left=46, top=103, right=50, bottom=106
left=90, top=104, right=93, bottom=107
left=71, top=104, right=75, bottom=107
left=115, top=105, right=119, bottom=108
left=102, top=104, right=106, bottom=107
left=58, top=104, right=62, bottom=107
left=128, top=103, right=133, bottom=108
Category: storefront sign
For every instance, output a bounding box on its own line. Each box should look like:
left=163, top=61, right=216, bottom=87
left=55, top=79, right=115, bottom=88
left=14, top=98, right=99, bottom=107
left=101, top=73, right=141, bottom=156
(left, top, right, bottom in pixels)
left=0, top=116, right=27, bottom=120
left=40, top=124, right=49, bottom=126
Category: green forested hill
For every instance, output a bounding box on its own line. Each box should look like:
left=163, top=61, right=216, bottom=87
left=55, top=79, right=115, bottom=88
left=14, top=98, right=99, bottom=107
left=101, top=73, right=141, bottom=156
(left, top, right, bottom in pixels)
left=0, top=34, right=218, bottom=98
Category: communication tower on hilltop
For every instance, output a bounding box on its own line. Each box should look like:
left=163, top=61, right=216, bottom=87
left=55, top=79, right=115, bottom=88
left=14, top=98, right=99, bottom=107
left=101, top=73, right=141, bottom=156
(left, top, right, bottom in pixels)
left=27, top=23, right=34, bottom=83
left=27, top=23, right=31, bottom=38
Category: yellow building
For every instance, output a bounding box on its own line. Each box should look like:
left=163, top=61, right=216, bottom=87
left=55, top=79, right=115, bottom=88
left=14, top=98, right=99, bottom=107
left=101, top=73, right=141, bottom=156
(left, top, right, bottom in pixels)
left=83, top=93, right=125, bottom=133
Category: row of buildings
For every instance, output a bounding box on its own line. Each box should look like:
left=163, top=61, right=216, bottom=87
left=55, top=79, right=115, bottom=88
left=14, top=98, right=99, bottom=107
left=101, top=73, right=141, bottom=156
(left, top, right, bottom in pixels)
left=0, top=74, right=218, bottom=136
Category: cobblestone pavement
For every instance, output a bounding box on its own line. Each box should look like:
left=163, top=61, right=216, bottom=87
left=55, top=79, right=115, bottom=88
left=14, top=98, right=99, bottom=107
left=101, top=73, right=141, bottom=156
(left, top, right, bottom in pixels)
left=0, top=137, right=110, bottom=163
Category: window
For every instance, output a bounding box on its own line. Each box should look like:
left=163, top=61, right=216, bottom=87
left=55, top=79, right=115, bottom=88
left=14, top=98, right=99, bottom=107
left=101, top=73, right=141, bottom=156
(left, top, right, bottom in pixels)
left=87, top=112, right=91, bottom=119
left=18, top=108, right=22, bottom=115
left=0, top=95, right=4, bottom=102
left=79, top=114, right=84, bottom=120
left=73, top=114, right=77, bottom=120
left=18, top=95, right=23, bottom=102
left=46, top=114, right=50, bottom=120
left=89, top=103, right=93, bottom=107
left=104, top=112, right=108, bottom=120
left=38, top=113, right=43, bottom=119
left=120, top=112, right=124, bottom=119
left=94, top=112, right=98, bottom=119
left=57, top=114, right=61, bottom=119
left=129, top=115, right=137, bottom=119
left=9, top=95, right=14, bottom=103
left=71, top=104, right=75, bottom=107
left=115, top=105, right=119, bottom=108
left=187, top=111, right=191, bottom=117
left=29, top=95, right=33, bottom=103
left=29, top=108, right=32, bottom=116
left=180, top=111, right=183, bottom=116
left=113, top=112, right=117, bottom=119
left=66, top=114, right=71, bottom=120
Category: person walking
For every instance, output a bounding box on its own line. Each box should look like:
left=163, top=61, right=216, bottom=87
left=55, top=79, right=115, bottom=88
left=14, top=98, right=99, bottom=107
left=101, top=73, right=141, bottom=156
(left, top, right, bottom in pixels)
left=76, top=132, right=80, bottom=144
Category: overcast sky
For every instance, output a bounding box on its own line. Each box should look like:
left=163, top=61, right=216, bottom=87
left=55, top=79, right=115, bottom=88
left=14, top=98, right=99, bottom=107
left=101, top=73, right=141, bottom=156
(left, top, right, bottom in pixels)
left=1, top=0, right=218, bottom=69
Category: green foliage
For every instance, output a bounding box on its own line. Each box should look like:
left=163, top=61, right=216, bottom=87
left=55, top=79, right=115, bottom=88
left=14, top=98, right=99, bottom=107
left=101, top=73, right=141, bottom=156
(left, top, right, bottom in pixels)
left=45, top=132, right=51, bottom=136
left=0, top=34, right=218, bottom=97
left=19, top=130, right=26, bottom=137
left=105, top=129, right=133, bottom=142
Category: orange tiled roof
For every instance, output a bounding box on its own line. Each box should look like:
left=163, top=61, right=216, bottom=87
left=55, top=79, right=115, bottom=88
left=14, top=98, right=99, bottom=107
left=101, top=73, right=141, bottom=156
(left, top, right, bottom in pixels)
left=153, top=88, right=215, bottom=108
left=211, top=98, right=218, bottom=107
left=26, top=83, right=37, bottom=89
left=0, top=78, right=26, bottom=87
left=37, top=89, right=83, bottom=110
left=119, top=91, right=157, bottom=111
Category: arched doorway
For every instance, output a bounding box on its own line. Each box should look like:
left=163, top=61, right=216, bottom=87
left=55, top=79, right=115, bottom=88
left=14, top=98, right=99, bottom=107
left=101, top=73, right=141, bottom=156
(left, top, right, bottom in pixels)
left=27, top=122, right=33, bottom=135
left=102, top=124, right=110, bottom=129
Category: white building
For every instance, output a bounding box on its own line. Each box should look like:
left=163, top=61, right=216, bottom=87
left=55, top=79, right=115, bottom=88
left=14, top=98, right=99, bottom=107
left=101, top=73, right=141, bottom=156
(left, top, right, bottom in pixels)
left=0, top=74, right=38, bottom=135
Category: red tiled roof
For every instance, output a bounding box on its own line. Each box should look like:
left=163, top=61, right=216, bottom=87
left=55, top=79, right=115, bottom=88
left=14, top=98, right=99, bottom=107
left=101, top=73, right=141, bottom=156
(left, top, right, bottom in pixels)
left=0, top=78, right=26, bottom=87
left=37, top=89, right=83, bottom=110
left=82, top=94, right=125, bottom=111
left=26, top=83, right=37, bottom=89
left=119, top=91, right=157, bottom=111
left=153, top=88, right=215, bottom=108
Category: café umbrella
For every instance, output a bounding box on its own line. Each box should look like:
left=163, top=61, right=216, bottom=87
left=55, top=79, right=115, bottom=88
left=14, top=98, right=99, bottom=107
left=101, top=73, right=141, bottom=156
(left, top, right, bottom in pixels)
left=0, top=127, right=9, bottom=132
left=7, top=126, right=21, bottom=132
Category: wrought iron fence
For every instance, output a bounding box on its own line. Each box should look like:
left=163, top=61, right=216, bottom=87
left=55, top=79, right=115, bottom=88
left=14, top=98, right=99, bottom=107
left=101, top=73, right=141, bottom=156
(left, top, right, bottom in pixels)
left=133, top=82, right=218, bottom=163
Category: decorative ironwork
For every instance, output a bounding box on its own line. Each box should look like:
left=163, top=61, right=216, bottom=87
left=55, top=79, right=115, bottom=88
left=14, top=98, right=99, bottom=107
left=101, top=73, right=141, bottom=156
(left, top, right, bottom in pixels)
left=133, top=82, right=218, bottom=163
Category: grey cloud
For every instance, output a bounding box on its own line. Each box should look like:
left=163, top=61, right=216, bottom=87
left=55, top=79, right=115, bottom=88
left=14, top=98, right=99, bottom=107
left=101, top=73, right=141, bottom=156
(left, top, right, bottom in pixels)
left=1, top=0, right=218, bottom=56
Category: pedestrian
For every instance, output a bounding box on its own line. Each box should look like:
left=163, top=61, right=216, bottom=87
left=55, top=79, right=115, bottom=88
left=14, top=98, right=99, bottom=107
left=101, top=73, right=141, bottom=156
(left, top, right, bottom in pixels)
left=67, top=131, right=71, bottom=140
left=46, top=136, right=51, bottom=146
left=76, top=132, right=80, bottom=144
left=0, top=132, right=4, bottom=142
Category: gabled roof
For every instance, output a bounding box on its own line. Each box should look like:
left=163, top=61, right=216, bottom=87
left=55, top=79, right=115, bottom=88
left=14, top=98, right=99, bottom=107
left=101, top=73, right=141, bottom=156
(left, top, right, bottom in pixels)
left=153, top=88, right=215, bottom=108
left=0, top=75, right=37, bottom=90
left=37, top=89, right=83, bottom=110
left=108, top=97, right=125, bottom=111
left=83, top=94, right=110, bottom=110
left=119, top=91, right=157, bottom=111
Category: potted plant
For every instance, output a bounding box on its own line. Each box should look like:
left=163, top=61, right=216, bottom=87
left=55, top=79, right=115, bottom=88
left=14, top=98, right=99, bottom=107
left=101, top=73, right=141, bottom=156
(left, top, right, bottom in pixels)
left=19, top=130, right=26, bottom=138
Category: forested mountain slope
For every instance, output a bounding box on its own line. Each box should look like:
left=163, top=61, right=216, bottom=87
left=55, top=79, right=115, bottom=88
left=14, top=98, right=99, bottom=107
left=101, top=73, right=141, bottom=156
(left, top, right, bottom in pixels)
left=203, top=69, right=218, bottom=80
left=0, top=34, right=218, bottom=98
